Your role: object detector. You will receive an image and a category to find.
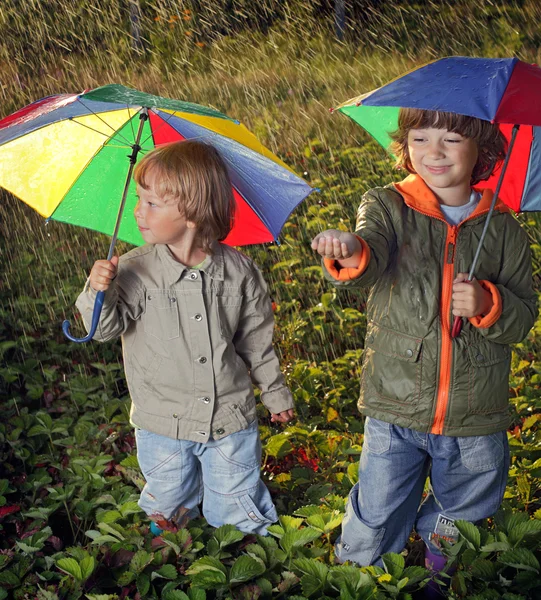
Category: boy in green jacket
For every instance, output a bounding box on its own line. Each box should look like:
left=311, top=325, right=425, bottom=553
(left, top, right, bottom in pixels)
left=312, top=109, right=537, bottom=573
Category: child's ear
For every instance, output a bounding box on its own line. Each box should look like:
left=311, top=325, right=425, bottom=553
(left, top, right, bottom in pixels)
left=187, top=220, right=197, bottom=229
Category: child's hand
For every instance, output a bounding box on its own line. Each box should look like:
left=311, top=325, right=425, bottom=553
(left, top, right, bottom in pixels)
left=89, top=256, right=119, bottom=292
left=270, top=409, right=295, bottom=424
left=311, top=230, right=362, bottom=267
left=452, top=273, right=493, bottom=318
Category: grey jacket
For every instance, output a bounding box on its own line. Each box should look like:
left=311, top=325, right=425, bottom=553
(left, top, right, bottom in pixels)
left=76, top=242, right=293, bottom=442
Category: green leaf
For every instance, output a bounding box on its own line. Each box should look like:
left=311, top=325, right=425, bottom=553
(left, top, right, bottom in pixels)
left=151, top=564, right=178, bottom=580
left=301, top=573, right=323, bottom=597
left=163, top=591, right=190, bottom=600
left=508, top=519, right=541, bottom=545
left=56, top=558, right=83, bottom=580
left=137, top=572, right=150, bottom=597
left=280, top=527, right=322, bottom=554
left=382, top=553, right=405, bottom=579
left=229, top=555, right=266, bottom=584
left=293, top=557, right=329, bottom=580
left=187, top=589, right=206, bottom=600
left=456, top=520, right=481, bottom=550
left=186, top=556, right=228, bottom=576
left=499, top=548, right=540, bottom=572
left=401, top=566, right=429, bottom=586
left=480, top=541, right=511, bottom=552
left=80, top=555, right=96, bottom=580
left=189, top=569, right=228, bottom=589
left=280, top=515, right=304, bottom=530
left=214, top=524, right=245, bottom=548
left=130, top=550, right=154, bottom=573
left=0, top=570, right=20, bottom=586
left=470, top=558, right=498, bottom=580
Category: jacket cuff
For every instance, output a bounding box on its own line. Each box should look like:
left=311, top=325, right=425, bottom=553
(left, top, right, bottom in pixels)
left=323, top=236, right=371, bottom=281
left=468, top=280, right=502, bottom=329
left=261, top=387, right=294, bottom=415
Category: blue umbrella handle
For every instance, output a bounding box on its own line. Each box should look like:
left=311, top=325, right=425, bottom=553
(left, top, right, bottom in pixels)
left=62, top=290, right=105, bottom=343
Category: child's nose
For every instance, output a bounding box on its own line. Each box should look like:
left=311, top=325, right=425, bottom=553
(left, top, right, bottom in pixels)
left=427, top=142, right=445, bottom=158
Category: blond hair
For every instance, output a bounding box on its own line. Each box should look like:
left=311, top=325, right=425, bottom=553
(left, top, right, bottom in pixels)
left=133, top=140, right=235, bottom=253
left=390, top=108, right=507, bottom=185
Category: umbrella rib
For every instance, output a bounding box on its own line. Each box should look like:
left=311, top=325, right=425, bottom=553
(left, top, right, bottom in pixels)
left=140, top=108, right=187, bottom=147
left=73, top=98, right=140, bottom=147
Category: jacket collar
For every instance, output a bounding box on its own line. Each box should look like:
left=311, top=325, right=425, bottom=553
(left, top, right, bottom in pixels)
left=156, top=241, right=225, bottom=285
left=393, top=174, right=509, bottom=222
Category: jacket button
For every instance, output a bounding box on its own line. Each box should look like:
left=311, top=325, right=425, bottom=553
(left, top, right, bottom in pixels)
left=233, top=404, right=238, bottom=409
left=199, top=356, right=207, bottom=364
left=476, top=354, right=485, bottom=362
left=194, top=314, right=202, bottom=321
left=215, top=428, right=225, bottom=435
left=200, top=397, right=210, bottom=404
left=405, top=349, right=414, bottom=358
left=173, top=413, right=178, bottom=418
left=170, top=297, right=177, bottom=303
left=189, top=272, right=198, bottom=280
left=367, top=335, right=374, bottom=343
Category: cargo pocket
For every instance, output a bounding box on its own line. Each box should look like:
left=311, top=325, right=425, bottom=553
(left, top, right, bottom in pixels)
left=216, top=295, right=243, bottom=339
left=361, top=321, right=423, bottom=410
left=235, top=488, right=277, bottom=529
left=143, top=291, right=180, bottom=341
left=467, top=341, right=511, bottom=414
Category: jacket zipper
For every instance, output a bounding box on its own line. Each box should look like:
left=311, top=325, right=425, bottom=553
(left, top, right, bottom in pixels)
left=431, top=225, right=457, bottom=435
left=399, top=192, right=497, bottom=435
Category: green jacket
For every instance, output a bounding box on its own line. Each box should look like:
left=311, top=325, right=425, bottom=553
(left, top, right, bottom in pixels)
left=324, top=174, right=537, bottom=436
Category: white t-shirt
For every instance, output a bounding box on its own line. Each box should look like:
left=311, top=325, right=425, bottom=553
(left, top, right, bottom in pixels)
left=440, top=190, right=482, bottom=226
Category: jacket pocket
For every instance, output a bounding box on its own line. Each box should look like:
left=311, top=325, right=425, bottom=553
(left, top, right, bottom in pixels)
left=143, top=291, right=180, bottom=341
left=467, top=341, right=511, bottom=414
left=361, top=321, right=423, bottom=409
left=216, top=295, right=243, bottom=339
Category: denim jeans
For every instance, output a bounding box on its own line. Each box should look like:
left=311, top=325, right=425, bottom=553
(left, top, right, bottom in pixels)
left=135, top=420, right=277, bottom=535
left=335, top=417, right=509, bottom=566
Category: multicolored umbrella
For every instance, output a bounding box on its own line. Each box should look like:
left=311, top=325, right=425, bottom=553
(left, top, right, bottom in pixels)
left=336, top=56, right=541, bottom=213
left=0, top=84, right=314, bottom=341
left=335, top=56, right=541, bottom=336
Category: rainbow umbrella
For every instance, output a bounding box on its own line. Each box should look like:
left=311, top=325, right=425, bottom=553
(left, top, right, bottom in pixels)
left=335, top=56, right=541, bottom=336
left=0, top=84, right=314, bottom=342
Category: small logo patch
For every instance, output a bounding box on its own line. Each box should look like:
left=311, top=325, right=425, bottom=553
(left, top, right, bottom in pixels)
left=429, top=514, right=459, bottom=547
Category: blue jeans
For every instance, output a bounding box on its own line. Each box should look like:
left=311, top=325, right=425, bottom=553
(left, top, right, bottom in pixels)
left=135, top=420, right=277, bottom=535
left=335, top=417, right=509, bottom=565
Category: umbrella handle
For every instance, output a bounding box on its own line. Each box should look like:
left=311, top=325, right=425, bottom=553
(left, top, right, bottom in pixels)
left=451, top=315, right=463, bottom=339
left=62, top=291, right=105, bottom=343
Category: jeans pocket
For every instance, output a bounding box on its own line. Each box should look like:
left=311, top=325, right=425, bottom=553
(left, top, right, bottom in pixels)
left=208, top=422, right=261, bottom=475
left=457, top=432, right=506, bottom=473
left=235, top=489, right=277, bottom=526
left=363, top=417, right=391, bottom=455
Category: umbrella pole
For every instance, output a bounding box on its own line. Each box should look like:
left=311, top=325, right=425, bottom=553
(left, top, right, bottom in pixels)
left=62, top=108, right=149, bottom=343
left=451, top=123, right=520, bottom=338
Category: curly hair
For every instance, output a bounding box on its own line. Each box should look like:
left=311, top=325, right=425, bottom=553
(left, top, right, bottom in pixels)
left=389, top=108, right=507, bottom=185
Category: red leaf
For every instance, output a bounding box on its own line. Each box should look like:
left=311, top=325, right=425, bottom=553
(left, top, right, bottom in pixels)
left=0, top=505, right=21, bottom=519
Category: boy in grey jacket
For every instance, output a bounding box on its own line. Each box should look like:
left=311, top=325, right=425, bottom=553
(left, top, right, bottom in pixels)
left=76, top=140, right=294, bottom=534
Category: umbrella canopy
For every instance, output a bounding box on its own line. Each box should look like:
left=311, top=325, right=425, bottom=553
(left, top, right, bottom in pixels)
left=0, top=84, right=314, bottom=246
left=336, top=56, right=541, bottom=212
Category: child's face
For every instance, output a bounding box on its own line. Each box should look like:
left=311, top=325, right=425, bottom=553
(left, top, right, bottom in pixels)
left=407, top=128, right=478, bottom=199
left=134, top=169, right=195, bottom=248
